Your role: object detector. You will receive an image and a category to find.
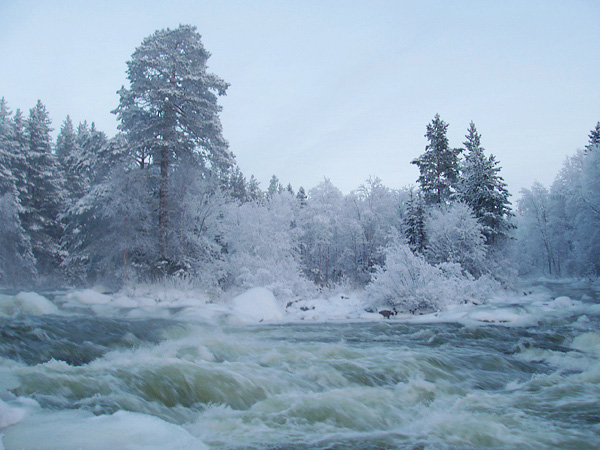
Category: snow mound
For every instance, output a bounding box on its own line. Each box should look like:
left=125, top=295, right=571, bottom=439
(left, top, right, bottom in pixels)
left=552, top=296, right=573, bottom=308
left=0, top=292, right=59, bottom=316
left=66, top=289, right=112, bottom=305
left=231, top=288, right=284, bottom=322
left=0, top=399, right=25, bottom=430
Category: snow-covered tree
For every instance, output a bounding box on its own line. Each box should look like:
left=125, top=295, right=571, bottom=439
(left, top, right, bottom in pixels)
left=412, top=114, right=461, bottom=205
left=345, top=177, right=400, bottom=284
left=114, top=25, right=233, bottom=258
left=222, top=190, right=310, bottom=299
left=586, top=121, right=600, bottom=152
left=296, top=186, right=307, bottom=207
left=298, top=178, right=346, bottom=286
left=61, top=135, right=157, bottom=284
left=267, top=175, right=282, bottom=200
left=247, top=175, right=263, bottom=203
left=22, top=100, right=65, bottom=276
left=457, top=122, right=513, bottom=244
left=0, top=98, right=36, bottom=284
left=425, top=202, right=487, bottom=276
left=404, top=188, right=427, bottom=254
left=517, top=182, right=557, bottom=275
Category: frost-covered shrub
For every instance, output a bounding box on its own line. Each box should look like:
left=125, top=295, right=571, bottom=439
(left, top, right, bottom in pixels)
left=425, top=202, right=487, bottom=276
left=366, top=240, right=444, bottom=312
left=367, top=238, right=500, bottom=313
left=222, top=193, right=314, bottom=300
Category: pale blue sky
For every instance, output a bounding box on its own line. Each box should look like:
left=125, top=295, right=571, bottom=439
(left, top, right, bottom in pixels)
left=1, top=0, right=598, bottom=196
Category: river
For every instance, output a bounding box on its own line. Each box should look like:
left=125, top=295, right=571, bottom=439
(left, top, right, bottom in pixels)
left=0, top=281, right=599, bottom=449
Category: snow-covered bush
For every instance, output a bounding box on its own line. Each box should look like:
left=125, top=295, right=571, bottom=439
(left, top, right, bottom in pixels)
left=367, top=237, right=500, bottom=313
left=222, top=192, right=314, bottom=300
left=425, top=202, right=487, bottom=276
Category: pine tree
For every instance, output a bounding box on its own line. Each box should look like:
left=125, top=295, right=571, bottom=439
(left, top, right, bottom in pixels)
left=114, top=25, right=233, bottom=259
left=457, top=122, right=513, bottom=244
left=22, top=100, right=66, bottom=276
left=411, top=114, right=461, bottom=205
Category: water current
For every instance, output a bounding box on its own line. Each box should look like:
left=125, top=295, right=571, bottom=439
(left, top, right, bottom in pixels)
left=0, top=282, right=599, bottom=449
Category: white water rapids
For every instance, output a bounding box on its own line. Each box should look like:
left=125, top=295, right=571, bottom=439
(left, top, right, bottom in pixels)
left=0, top=281, right=599, bottom=449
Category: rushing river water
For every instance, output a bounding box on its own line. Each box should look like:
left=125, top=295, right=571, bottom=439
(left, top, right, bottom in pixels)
left=0, top=283, right=599, bottom=449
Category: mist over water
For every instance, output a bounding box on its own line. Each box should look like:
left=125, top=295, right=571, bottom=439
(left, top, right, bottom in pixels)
left=1, top=283, right=599, bottom=449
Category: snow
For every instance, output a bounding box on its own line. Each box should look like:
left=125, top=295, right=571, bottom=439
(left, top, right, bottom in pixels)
left=0, top=292, right=59, bottom=316
left=65, top=289, right=112, bottom=305
left=0, top=399, right=25, bottom=430
left=2, top=409, right=207, bottom=450
left=231, top=287, right=284, bottom=322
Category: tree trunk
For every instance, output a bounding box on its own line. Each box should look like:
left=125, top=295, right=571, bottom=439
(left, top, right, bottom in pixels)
left=159, top=148, right=169, bottom=259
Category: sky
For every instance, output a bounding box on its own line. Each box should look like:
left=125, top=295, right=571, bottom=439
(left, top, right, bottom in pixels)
left=1, top=0, right=599, bottom=197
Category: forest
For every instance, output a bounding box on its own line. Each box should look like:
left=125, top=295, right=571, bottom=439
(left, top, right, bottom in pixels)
left=1, top=25, right=599, bottom=314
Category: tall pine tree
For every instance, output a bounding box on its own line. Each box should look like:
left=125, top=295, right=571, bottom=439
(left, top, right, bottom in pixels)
left=114, top=25, right=233, bottom=259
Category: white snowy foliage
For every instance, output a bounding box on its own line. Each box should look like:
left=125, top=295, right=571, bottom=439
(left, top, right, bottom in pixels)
left=425, top=202, right=487, bottom=276
left=367, top=238, right=499, bottom=313
left=222, top=192, right=313, bottom=299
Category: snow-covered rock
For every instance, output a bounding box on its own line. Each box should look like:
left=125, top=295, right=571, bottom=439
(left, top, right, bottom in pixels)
left=231, top=287, right=284, bottom=322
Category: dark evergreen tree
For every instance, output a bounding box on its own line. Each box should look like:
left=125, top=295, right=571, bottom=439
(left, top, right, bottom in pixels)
left=411, top=114, right=461, bottom=205
left=457, top=122, right=513, bottom=244
left=22, top=100, right=66, bottom=276
left=296, top=186, right=307, bottom=207
left=586, top=121, right=600, bottom=152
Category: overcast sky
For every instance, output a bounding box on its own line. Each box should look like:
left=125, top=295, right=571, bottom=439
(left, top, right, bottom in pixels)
left=1, top=0, right=599, bottom=196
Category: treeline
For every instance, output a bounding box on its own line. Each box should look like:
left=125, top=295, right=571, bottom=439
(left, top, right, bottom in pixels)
left=1, top=25, right=597, bottom=304
left=517, top=125, right=600, bottom=277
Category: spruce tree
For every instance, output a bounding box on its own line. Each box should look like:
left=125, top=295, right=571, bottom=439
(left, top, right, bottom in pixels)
left=586, top=121, right=600, bottom=152
left=411, top=114, right=461, bottom=205
left=267, top=175, right=282, bottom=199
left=0, top=98, right=36, bottom=284
left=404, top=188, right=427, bottom=254
left=457, top=122, right=512, bottom=244
left=247, top=175, right=263, bottom=203
left=229, top=166, right=248, bottom=202
left=296, top=186, right=307, bottom=207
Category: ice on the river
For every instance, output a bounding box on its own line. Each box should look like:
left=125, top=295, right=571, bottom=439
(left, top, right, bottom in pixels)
left=1, top=279, right=597, bottom=329
left=0, top=292, right=59, bottom=316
